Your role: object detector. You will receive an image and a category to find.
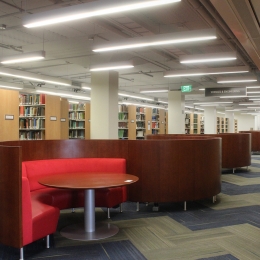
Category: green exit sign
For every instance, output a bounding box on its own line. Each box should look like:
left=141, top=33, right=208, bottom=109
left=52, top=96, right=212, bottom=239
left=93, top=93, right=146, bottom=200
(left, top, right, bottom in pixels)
left=181, top=85, right=192, bottom=92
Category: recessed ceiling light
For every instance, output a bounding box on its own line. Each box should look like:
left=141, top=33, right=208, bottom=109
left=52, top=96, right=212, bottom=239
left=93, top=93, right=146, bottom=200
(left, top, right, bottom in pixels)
left=1, top=51, right=45, bottom=64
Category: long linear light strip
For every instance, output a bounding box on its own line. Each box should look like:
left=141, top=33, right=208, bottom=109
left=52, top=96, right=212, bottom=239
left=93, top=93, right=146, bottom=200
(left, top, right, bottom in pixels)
left=118, top=93, right=154, bottom=101
left=90, top=61, right=134, bottom=72
left=0, top=81, right=23, bottom=90
left=140, top=88, right=169, bottom=93
left=120, top=101, right=165, bottom=109
left=36, top=90, right=91, bottom=100
left=0, top=67, right=71, bottom=86
left=217, top=75, right=257, bottom=83
left=194, top=101, right=232, bottom=104
left=220, top=95, right=247, bottom=98
left=23, top=0, right=180, bottom=28
left=164, top=66, right=249, bottom=78
left=1, top=51, right=45, bottom=64
left=93, top=28, right=217, bottom=52
left=179, top=51, right=237, bottom=64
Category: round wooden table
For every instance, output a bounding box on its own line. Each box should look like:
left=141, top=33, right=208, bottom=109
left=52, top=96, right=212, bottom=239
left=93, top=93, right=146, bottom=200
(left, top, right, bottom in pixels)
left=38, top=172, right=138, bottom=241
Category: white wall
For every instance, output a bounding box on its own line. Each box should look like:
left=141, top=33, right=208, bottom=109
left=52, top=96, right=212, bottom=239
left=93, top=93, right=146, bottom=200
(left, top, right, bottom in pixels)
left=235, top=113, right=256, bottom=131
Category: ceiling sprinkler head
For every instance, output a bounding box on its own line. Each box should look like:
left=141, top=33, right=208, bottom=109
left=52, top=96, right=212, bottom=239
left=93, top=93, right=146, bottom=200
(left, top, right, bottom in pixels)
left=0, top=24, right=6, bottom=30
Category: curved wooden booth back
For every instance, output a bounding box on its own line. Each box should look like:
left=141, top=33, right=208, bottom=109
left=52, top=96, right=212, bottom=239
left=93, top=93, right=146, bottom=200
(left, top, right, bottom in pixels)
left=0, top=138, right=221, bottom=249
left=240, top=131, right=260, bottom=152
left=146, top=133, right=251, bottom=169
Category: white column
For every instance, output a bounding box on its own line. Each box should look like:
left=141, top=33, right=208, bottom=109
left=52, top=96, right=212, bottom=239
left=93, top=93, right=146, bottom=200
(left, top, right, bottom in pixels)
left=90, top=71, right=118, bottom=139
left=168, top=91, right=185, bottom=134
left=225, top=111, right=234, bottom=133
left=204, top=106, right=217, bottom=134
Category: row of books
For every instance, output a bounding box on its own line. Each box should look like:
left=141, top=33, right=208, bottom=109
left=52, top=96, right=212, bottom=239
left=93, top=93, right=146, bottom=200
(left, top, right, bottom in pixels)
left=152, top=129, right=159, bottom=134
left=136, top=121, right=145, bottom=128
left=19, top=106, right=45, bottom=117
left=69, top=103, right=85, bottom=111
left=69, top=129, right=85, bottom=139
left=118, top=129, right=128, bottom=139
left=19, top=131, right=45, bottom=140
left=69, top=121, right=85, bottom=129
left=19, top=118, right=45, bottom=129
left=118, top=112, right=128, bottom=120
left=136, top=114, right=145, bottom=120
left=69, top=111, right=85, bottom=120
left=118, top=122, right=128, bottom=128
left=136, top=107, right=145, bottom=113
left=19, top=94, right=45, bottom=105
left=118, top=104, right=128, bottom=113
left=152, top=115, right=159, bottom=121
left=152, top=122, right=159, bottom=129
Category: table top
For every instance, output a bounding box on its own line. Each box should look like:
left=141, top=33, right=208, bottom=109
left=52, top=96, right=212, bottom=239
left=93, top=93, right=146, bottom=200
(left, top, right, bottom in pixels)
left=38, top=172, right=139, bottom=190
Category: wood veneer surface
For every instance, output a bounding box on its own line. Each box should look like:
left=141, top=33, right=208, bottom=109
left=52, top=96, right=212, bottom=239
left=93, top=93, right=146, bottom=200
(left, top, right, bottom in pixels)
left=240, top=131, right=260, bottom=152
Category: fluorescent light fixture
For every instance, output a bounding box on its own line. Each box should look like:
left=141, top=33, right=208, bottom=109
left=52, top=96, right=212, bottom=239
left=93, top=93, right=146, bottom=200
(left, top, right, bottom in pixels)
left=81, top=83, right=91, bottom=90
left=179, top=51, right=236, bottom=64
left=158, top=99, right=168, bottom=104
left=247, top=91, right=260, bottom=94
left=140, top=87, right=168, bottom=93
left=247, top=107, right=260, bottom=109
left=36, top=90, right=91, bottom=100
left=239, top=103, right=260, bottom=105
left=217, top=75, right=257, bottom=83
left=69, top=101, right=79, bottom=104
left=118, top=92, right=154, bottom=101
left=195, top=107, right=205, bottom=111
left=1, top=51, right=45, bottom=64
left=185, top=105, right=194, bottom=109
left=199, top=88, right=205, bottom=91
left=23, top=0, right=181, bottom=28
left=93, top=28, right=217, bottom=52
left=194, top=101, right=232, bottom=104
left=246, top=86, right=260, bottom=88
left=0, top=81, right=23, bottom=90
left=119, top=101, right=164, bottom=109
left=217, top=112, right=225, bottom=114
left=220, top=95, right=247, bottom=98
left=0, top=67, right=71, bottom=86
left=90, top=61, right=134, bottom=71
left=164, top=66, right=249, bottom=77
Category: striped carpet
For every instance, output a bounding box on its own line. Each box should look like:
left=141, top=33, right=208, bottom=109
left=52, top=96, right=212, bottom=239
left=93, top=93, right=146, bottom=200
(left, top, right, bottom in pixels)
left=1, top=155, right=260, bottom=260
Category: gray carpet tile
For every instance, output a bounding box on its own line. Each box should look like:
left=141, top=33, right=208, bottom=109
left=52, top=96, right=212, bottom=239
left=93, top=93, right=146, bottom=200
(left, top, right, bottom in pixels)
left=221, top=181, right=260, bottom=195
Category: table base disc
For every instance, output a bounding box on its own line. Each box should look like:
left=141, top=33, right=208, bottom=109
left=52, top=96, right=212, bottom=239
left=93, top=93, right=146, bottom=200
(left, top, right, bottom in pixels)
left=60, top=223, right=119, bottom=241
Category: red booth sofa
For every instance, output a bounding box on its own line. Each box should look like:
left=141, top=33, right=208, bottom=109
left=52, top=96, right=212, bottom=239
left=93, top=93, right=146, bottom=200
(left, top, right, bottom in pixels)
left=21, top=158, right=126, bottom=260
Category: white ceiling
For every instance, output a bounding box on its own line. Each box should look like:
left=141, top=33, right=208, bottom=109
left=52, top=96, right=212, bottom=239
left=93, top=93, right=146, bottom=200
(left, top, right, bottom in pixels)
left=1, top=0, right=260, bottom=113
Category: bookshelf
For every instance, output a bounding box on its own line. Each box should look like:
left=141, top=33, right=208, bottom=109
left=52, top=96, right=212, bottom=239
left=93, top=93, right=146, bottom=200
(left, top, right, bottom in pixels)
left=19, top=93, right=46, bottom=140
left=216, top=116, right=229, bottom=133
left=185, top=113, right=191, bottom=134
left=234, top=119, right=238, bottom=133
left=69, top=102, right=88, bottom=139
left=136, top=106, right=146, bottom=139
left=118, top=104, right=128, bottom=139
left=225, top=118, right=229, bottom=133
left=152, top=108, right=160, bottom=135
left=60, top=98, right=69, bottom=139
left=200, top=115, right=204, bottom=134
left=0, top=89, right=19, bottom=141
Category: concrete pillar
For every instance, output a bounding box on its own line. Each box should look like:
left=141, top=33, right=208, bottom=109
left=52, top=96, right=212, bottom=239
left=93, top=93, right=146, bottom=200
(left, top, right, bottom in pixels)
left=90, top=71, right=118, bottom=139
left=204, top=106, right=217, bottom=134
left=168, top=91, right=185, bottom=134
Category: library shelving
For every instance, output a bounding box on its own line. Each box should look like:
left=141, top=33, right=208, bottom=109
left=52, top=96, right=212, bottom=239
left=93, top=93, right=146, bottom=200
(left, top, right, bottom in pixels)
left=136, top=106, right=146, bottom=139
left=185, top=113, right=191, bottom=134
left=225, top=118, right=229, bottom=133
left=152, top=108, right=160, bottom=135
left=200, top=115, right=204, bottom=134
left=118, top=104, right=128, bottom=139
left=19, top=93, right=46, bottom=140
left=234, top=119, right=238, bottom=133
left=216, top=116, right=229, bottom=133
left=0, top=89, right=19, bottom=141
left=69, top=102, right=89, bottom=139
